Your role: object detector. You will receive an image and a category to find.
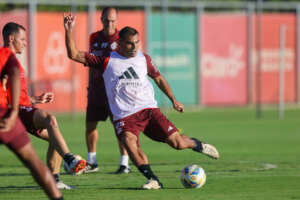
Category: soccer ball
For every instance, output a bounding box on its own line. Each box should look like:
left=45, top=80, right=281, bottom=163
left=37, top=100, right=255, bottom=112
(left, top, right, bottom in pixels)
left=180, top=164, right=206, bottom=188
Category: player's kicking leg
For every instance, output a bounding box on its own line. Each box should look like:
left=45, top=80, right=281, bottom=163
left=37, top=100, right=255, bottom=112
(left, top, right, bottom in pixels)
left=166, top=132, right=219, bottom=159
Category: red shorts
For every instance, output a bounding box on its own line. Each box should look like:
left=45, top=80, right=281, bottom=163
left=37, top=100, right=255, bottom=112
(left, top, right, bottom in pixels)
left=114, top=108, right=178, bottom=146
left=86, top=87, right=111, bottom=122
left=86, top=103, right=111, bottom=122
left=0, top=108, right=30, bottom=151
left=19, top=106, right=43, bottom=136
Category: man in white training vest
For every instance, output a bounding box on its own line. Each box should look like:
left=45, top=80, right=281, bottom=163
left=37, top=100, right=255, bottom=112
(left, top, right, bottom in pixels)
left=64, top=13, right=219, bottom=189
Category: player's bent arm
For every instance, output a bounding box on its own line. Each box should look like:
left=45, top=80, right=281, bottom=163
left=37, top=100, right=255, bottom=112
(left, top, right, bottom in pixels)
left=0, top=65, right=20, bottom=132
left=8, top=63, right=20, bottom=112
left=65, top=28, right=87, bottom=64
left=153, top=75, right=176, bottom=103
left=153, top=75, right=184, bottom=112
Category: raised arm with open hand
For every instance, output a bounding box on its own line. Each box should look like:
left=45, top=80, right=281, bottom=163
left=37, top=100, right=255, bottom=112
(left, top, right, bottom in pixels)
left=63, top=13, right=87, bottom=64
left=63, top=13, right=76, bottom=31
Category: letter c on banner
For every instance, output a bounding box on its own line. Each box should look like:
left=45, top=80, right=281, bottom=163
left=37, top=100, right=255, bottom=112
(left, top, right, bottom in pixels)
left=43, top=32, right=68, bottom=74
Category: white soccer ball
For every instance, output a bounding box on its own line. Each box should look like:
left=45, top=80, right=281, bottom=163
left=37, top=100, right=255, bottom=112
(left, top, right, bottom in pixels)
left=180, top=164, right=206, bottom=188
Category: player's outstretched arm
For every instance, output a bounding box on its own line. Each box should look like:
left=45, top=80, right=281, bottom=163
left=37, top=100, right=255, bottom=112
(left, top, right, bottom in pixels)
left=153, top=75, right=184, bottom=113
left=63, top=13, right=87, bottom=64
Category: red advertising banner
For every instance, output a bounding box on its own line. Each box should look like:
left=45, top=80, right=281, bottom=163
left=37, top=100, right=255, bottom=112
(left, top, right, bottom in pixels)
left=253, top=14, right=296, bottom=103
left=35, top=12, right=89, bottom=112
left=201, top=13, right=248, bottom=105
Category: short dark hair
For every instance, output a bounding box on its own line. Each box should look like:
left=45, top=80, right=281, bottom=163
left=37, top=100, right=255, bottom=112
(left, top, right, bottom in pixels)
left=119, top=26, right=138, bottom=41
left=2, top=22, right=25, bottom=43
left=101, top=7, right=117, bottom=19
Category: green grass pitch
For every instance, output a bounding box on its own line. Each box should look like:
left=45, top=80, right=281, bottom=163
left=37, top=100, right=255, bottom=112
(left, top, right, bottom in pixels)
left=0, top=107, right=299, bottom=200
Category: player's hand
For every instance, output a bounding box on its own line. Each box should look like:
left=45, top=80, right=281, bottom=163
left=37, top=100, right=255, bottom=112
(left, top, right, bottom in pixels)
left=173, top=99, right=184, bottom=113
left=38, top=92, right=54, bottom=104
left=33, top=92, right=54, bottom=104
left=63, top=13, right=76, bottom=31
left=0, top=109, right=18, bottom=132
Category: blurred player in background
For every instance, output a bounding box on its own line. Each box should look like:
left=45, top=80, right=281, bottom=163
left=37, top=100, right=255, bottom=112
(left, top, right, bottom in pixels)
left=2, top=22, right=86, bottom=190
left=0, top=47, right=64, bottom=200
left=65, top=14, right=219, bottom=189
left=85, top=7, right=130, bottom=174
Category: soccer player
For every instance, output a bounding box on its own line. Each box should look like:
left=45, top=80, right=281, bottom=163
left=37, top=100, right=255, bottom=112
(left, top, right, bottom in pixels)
left=64, top=14, right=219, bottom=189
left=0, top=47, right=64, bottom=200
left=2, top=22, right=86, bottom=189
left=85, top=7, right=130, bottom=174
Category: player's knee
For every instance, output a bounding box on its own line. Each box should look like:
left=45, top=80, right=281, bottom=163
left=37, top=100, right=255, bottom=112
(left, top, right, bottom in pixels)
left=85, top=121, right=98, bottom=133
left=174, top=142, right=185, bottom=150
left=168, top=138, right=186, bottom=150
left=45, top=113, right=58, bottom=128
left=122, top=132, right=137, bottom=146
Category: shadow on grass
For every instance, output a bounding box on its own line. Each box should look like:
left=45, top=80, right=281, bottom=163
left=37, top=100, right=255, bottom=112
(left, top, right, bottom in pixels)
left=101, top=187, right=181, bottom=190
left=0, top=173, right=30, bottom=177
left=0, top=185, right=39, bottom=190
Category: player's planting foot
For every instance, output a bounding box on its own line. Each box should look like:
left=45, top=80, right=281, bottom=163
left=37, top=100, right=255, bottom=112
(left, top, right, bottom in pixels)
left=56, top=181, right=74, bottom=190
left=142, top=179, right=163, bottom=190
left=191, top=138, right=219, bottom=159
left=115, top=165, right=131, bottom=174
left=64, top=156, right=87, bottom=175
left=84, top=162, right=99, bottom=173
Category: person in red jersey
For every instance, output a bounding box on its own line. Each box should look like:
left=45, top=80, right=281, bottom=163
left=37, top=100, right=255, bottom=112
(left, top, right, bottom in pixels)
left=1, top=22, right=86, bottom=189
left=85, top=7, right=130, bottom=174
left=65, top=14, right=220, bottom=189
left=0, top=47, right=64, bottom=200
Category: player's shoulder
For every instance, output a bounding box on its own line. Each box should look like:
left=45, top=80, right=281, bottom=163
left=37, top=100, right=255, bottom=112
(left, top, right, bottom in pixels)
left=0, top=47, right=16, bottom=70
left=0, top=47, right=13, bottom=58
left=89, top=30, right=103, bottom=41
left=141, top=52, right=153, bottom=60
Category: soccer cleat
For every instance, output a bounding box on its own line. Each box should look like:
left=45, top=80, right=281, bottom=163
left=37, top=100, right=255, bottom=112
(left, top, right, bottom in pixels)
left=192, top=138, right=220, bottom=159
left=84, top=162, right=99, bottom=173
left=64, top=157, right=87, bottom=175
left=56, top=181, right=74, bottom=190
left=114, top=165, right=131, bottom=174
left=142, top=179, right=163, bottom=190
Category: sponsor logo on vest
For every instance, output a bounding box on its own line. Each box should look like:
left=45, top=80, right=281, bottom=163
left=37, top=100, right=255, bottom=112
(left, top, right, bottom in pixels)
left=101, top=42, right=108, bottom=48
left=119, top=67, right=139, bottom=80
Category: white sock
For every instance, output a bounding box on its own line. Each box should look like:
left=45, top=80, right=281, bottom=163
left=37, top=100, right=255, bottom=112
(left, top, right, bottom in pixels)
left=88, top=152, right=97, bottom=164
left=120, top=155, right=129, bottom=167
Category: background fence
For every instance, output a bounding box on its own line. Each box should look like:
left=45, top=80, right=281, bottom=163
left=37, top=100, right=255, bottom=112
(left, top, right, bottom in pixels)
left=1, top=0, right=300, bottom=113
